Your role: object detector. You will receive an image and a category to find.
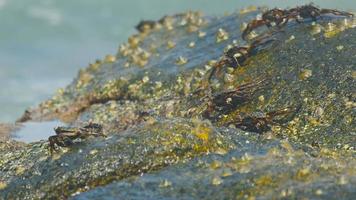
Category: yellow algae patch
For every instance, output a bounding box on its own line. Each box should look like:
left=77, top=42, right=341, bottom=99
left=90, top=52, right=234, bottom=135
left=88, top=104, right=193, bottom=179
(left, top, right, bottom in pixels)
left=0, top=181, right=7, bottom=190
left=254, top=175, right=274, bottom=187
left=295, top=167, right=311, bottom=181
left=193, top=119, right=212, bottom=142
left=210, top=160, right=223, bottom=170
left=323, top=22, right=341, bottom=38
left=352, top=71, right=356, bottom=79
left=15, top=165, right=26, bottom=175
left=280, top=140, right=294, bottom=154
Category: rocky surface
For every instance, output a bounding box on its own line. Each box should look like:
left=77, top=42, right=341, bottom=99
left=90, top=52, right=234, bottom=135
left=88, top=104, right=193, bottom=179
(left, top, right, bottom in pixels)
left=1, top=7, right=355, bottom=199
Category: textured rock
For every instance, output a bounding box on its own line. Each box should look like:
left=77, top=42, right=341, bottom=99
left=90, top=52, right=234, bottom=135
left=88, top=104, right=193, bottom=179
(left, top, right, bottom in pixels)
left=1, top=7, right=355, bottom=200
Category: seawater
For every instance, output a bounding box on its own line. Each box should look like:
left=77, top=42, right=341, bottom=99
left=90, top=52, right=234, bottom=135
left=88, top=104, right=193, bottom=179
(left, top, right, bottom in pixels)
left=0, top=0, right=355, bottom=122
left=11, top=121, right=65, bottom=143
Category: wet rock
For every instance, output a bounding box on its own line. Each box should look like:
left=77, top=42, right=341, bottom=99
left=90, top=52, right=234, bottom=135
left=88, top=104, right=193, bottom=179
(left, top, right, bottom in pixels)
left=0, top=123, right=20, bottom=141
left=0, top=118, right=235, bottom=199
left=73, top=141, right=356, bottom=200
left=1, top=7, right=356, bottom=199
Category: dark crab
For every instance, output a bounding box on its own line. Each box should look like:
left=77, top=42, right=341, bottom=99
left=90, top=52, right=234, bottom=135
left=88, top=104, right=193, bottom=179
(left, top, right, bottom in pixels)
left=242, top=8, right=289, bottom=40
left=227, top=106, right=300, bottom=134
left=202, top=78, right=269, bottom=119
left=288, top=4, right=354, bottom=23
left=208, top=35, right=275, bottom=82
left=48, top=122, right=105, bottom=153
left=242, top=5, right=354, bottom=40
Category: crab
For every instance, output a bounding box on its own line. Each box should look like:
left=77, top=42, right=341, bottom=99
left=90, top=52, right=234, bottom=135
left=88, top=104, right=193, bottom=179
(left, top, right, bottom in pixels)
left=288, top=4, right=354, bottom=22
left=48, top=122, right=105, bottom=153
left=242, top=8, right=289, bottom=40
left=201, top=78, right=269, bottom=119
left=227, top=106, right=299, bottom=134
left=207, top=35, right=275, bottom=82
left=242, top=5, right=354, bottom=40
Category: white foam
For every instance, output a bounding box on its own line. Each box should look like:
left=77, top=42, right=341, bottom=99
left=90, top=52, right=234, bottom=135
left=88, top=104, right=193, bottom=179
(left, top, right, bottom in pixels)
left=27, top=6, right=62, bottom=26
left=0, top=0, right=6, bottom=9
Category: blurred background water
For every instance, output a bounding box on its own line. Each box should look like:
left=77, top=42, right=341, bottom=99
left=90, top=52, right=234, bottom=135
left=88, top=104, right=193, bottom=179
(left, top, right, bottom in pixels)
left=0, top=0, right=355, bottom=122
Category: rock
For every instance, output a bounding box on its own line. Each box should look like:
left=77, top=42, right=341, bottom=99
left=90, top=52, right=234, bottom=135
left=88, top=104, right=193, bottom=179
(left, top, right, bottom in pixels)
left=1, top=7, right=355, bottom=199
left=0, top=118, right=237, bottom=199
left=0, top=123, right=20, bottom=141
left=73, top=140, right=356, bottom=200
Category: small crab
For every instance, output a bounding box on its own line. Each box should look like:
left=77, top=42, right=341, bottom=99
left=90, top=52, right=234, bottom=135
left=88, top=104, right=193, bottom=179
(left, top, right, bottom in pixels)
left=242, top=8, right=289, bottom=40
left=202, top=78, right=269, bottom=119
left=208, top=35, right=275, bottom=82
left=228, top=106, right=299, bottom=134
left=242, top=5, right=353, bottom=40
left=288, top=4, right=354, bottom=23
left=48, top=123, right=105, bottom=153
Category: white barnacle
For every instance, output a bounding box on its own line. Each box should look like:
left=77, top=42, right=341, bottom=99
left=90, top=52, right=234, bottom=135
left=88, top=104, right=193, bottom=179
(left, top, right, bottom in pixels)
left=176, top=56, right=188, bottom=65
left=233, top=52, right=242, bottom=58
left=188, top=41, right=196, bottom=48
left=336, top=45, right=344, bottom=51
left=216, top=28, right=229, bottom=43
left=310, top=23, right=322, bottom=35
left=351, top=17, right=356, bottom=28
left=255, top=14, right=262, bottom=20
left=198, top=31, right=206, bottom=38
left=226, top=97, right=232, bottom=104
left=325, top=22, right=336, bottom=32
left=299, top=69, right=312, bottom=80
left=246, top=31, right=258, bottom=40
left=167, top=41, right=176, bottom=49
left=142, top=76, right=150, bottom=83
left=240, top=22, right=248, bottom=32
left=285, top=35, right=295, bottom=43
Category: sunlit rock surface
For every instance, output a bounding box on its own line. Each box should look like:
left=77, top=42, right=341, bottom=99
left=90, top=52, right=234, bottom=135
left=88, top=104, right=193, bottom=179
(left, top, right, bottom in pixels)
left=1, top=7, right=355, bottom=199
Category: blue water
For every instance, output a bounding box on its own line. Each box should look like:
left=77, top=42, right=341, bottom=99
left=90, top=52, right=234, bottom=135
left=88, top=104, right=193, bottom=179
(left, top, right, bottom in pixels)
left=0, top=0, right=355, bottom=122
left=11, top=121, right=64, bottom=143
